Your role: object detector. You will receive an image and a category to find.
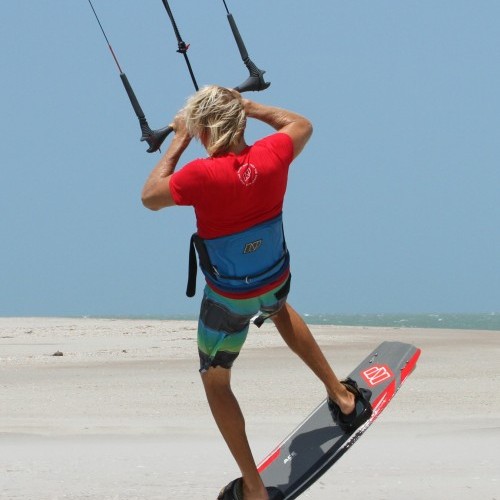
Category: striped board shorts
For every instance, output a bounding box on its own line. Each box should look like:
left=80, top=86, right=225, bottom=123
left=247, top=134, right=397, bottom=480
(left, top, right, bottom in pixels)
left=197, top=275, right=291, bottom=373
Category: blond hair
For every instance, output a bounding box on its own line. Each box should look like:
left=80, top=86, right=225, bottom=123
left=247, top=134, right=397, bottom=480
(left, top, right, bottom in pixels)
left=183, top=85, right=246, bottom=156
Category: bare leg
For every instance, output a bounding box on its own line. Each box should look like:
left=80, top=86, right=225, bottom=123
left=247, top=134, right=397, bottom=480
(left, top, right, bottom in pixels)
left=271, top=302, right=355, bottom=415
left=201, top=366, right=269, bottom=500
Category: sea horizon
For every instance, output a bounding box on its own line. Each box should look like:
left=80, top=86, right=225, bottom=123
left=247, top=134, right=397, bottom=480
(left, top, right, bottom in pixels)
left=4, top=312, right=498, bottom=331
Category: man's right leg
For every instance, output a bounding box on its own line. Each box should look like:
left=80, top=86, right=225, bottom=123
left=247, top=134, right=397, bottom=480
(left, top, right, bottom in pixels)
left=271, top=302, right=356, bottom=415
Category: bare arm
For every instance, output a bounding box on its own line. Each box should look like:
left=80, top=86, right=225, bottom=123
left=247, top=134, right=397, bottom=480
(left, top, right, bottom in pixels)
left=242, top=99, right=313, bottom=158
left=141, top=115, right=191, bottom=211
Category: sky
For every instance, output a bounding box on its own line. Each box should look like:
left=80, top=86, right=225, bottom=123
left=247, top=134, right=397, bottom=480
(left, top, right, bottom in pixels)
left=1, top=1, right=499, bottom=317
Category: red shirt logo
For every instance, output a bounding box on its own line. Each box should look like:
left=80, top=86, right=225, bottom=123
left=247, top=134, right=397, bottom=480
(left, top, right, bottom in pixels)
left=237, top=163, right=258, bottom=186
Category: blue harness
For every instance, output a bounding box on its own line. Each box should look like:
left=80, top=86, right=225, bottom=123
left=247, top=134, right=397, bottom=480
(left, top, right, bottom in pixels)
left=186, top=213, right=289, bottom=296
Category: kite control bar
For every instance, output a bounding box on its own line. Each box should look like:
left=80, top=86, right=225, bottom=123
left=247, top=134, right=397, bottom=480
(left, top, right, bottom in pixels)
left=87, top=0, right=270, bottom=153
left=87, top=0, right=173, bottom=153
left=221, top=0, right=270, bottom=92
left=119, top=73, right=173, bottom=153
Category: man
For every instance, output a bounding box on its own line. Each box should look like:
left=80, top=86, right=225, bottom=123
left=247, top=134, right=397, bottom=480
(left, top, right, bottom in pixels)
left=142, top=86, right=372, bottom=500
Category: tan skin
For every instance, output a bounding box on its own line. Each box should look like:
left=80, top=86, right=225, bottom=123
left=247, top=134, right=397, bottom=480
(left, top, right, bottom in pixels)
left=142, top=94, right=355, bottom=500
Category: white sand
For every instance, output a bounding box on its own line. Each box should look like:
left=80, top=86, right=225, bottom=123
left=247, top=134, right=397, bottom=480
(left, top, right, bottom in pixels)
left=1, top=317, right=499, bottom=499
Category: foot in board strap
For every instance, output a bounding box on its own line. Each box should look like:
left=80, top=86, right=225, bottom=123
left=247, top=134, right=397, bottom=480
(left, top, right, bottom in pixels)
left=328, top=377, right=373, bottom=434
left=217, top=477, right=284, bottom=500
left=217, top=478, right=243, bottom=500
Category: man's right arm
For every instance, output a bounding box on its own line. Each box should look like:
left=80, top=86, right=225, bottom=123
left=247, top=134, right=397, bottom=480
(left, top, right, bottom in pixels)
left=242, top=100, right=313, bottom=159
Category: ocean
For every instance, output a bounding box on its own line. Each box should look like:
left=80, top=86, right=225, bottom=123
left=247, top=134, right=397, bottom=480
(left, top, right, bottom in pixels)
left=302, top=313, right=500, bottom=331
left=137, top=312, right=500, bottom=331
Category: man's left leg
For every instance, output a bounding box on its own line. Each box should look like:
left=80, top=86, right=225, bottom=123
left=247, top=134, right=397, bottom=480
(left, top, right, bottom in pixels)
left=201, top=366, right=269, bottom=500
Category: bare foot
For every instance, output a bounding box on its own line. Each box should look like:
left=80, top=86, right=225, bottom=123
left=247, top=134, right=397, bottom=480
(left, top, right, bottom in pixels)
left=328, top=384, right=355, bottom=415
left=242, top=479, right=269, bottom=500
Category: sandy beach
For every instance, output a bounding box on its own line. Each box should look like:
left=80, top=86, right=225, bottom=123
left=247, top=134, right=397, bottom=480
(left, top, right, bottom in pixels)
left=1, top=317, right=499, bottom=500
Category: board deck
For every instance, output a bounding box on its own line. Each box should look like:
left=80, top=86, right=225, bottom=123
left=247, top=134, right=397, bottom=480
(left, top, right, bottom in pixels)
left=258, top=341, right=421, bottom=500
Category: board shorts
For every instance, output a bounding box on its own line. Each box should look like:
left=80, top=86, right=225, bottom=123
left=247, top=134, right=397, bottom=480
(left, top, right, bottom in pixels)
left=197, top=275, right=291, bottom=373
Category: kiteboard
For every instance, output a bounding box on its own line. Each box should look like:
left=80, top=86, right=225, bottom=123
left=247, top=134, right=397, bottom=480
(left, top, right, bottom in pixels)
left=258, top=341, right=421, bottom=499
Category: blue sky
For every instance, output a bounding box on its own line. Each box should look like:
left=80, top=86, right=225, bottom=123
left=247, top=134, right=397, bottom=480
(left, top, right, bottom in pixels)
left=1, top=1, right=499, bottom=317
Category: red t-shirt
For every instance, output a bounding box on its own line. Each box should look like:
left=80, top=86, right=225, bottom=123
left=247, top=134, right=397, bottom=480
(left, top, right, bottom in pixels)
left=170, top=133, right=294, bottom=238
left=169, top=132, right=294, bottom=297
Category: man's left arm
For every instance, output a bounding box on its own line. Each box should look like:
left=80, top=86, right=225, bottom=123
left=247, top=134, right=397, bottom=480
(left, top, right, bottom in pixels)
left=141, top=118, right=191, bottom=211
